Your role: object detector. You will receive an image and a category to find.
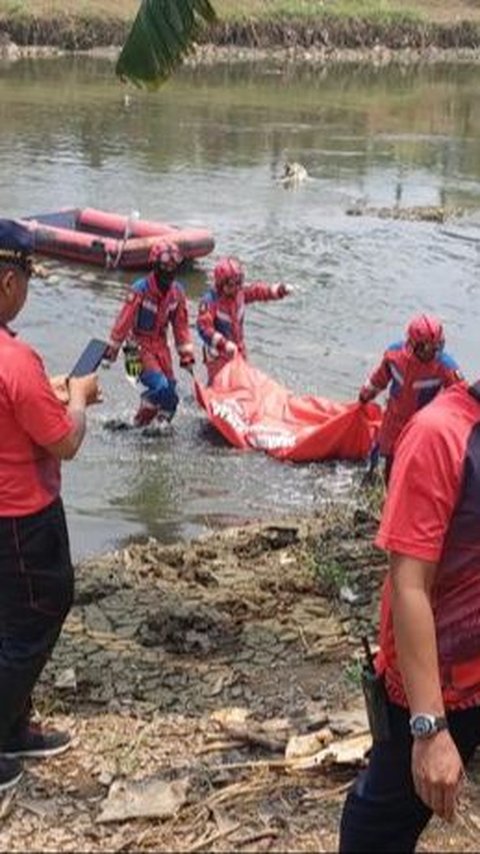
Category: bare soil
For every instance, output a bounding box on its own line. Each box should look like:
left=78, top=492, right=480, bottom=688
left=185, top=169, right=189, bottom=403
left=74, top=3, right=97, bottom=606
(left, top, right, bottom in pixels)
left=1, top=502, right=480, bottom=851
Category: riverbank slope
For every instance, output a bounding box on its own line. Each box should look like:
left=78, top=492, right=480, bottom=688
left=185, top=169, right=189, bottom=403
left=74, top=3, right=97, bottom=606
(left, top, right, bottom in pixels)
left=1, top=498, right=480, bottom=851
left=1, top=0, right=480, bottom=53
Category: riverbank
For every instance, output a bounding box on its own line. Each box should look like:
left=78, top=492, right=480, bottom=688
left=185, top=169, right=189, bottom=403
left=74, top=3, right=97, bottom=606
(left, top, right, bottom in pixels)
left=1, top=1, right=480, bottom=57
left=2, top=494, right=480, bottom=851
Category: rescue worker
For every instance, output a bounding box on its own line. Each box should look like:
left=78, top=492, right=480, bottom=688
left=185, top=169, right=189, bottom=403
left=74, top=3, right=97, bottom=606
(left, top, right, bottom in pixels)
left=196, top=257, right=291, bottom=385
left=106, top=242, right=195, bottom=426
left=359, top=314, right=463, bottom=482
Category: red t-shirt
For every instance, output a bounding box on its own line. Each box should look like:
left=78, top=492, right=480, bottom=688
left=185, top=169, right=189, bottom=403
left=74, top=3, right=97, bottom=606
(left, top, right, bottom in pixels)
left=0, top=327, right=73, bottom=516
left=375, top=382, right=480, bottom=710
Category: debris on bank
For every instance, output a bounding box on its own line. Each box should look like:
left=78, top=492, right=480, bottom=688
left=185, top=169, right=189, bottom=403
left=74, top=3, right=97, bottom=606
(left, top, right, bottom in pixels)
left=2, top=14, right=480, bottom=65
left=2, top=500, right=480, bottom=851
left=346, top=204, right=464, bottom=223
left=1, top=501, right=385, bottom=851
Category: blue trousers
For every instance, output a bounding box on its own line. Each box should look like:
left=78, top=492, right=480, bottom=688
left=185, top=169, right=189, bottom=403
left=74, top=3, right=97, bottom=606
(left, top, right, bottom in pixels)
left=0, top=498, right=74, bottom=745
left=139, top=369, right=179, bottom=419
left=339, top=701, right=480, bottom=852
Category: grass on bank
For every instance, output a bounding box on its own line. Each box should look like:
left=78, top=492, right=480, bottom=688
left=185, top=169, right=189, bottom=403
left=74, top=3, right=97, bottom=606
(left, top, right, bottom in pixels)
left=1, top=0, right=478, bottom=24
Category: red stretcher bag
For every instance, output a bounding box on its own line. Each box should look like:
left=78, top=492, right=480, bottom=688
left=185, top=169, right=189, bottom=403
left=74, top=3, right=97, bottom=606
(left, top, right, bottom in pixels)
left=195, top=356, right=382, bottom=462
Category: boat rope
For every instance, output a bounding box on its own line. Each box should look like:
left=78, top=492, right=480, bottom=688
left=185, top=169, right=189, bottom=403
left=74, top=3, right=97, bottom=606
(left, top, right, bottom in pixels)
left=110, top=210, right=140, bottom=270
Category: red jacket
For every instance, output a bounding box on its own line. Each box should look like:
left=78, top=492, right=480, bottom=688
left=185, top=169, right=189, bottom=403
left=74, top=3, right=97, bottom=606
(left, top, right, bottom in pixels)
left=109, top=273, right=194, bottom=378
left=361, top=340, right=462, bottom=455
left=196, top=282, right=285, bottom=378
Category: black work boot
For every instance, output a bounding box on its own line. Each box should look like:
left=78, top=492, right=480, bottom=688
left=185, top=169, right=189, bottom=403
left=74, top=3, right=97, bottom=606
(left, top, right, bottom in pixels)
left=0, top=757, right=23, bottom=791
left=1, top=724, right=71, bottom=759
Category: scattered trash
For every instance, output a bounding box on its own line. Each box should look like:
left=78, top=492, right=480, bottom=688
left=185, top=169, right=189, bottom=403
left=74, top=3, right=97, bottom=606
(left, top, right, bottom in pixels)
left=97, top=776, right=190, bottom=824
left=289, top=732, right=372, bottom=770
left=340, top=585, right=360, bottom=604
left=54, top=667, right=77, bottom=690
left=285, top=728, right=334, bottom=761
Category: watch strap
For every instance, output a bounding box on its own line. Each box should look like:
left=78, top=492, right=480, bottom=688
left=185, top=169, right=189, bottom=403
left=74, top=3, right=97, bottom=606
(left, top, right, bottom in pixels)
left=410, top=713, right=448, bottom=738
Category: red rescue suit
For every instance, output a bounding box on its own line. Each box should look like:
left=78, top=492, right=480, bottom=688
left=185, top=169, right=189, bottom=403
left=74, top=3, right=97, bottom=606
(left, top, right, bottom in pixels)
left=109, top=272, right=194, bottom=378
left=361, top=340, right=462, bottom=456
left=197, top=281, right=286, bottom=384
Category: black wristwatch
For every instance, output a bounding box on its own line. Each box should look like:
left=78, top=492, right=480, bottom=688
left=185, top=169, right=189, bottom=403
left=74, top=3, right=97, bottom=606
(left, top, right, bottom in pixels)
left=409, top=713, right=448, bottom=739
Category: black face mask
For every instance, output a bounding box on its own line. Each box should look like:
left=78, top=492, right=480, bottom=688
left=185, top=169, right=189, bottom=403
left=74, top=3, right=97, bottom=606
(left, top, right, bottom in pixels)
left=155, top=269, right=175, bottom=291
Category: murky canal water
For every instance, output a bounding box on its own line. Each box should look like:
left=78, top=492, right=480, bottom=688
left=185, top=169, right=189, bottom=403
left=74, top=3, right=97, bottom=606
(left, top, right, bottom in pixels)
left=1, top=56, right=480, bottom=557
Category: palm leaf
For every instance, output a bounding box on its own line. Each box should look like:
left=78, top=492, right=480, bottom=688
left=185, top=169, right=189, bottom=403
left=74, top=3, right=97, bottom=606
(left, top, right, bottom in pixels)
left=116, top=0, right=218, bottom=89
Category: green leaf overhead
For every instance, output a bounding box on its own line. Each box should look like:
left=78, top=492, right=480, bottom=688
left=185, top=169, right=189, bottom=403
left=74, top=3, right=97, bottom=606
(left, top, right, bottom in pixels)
left=116, top=0, right=218, bottom=89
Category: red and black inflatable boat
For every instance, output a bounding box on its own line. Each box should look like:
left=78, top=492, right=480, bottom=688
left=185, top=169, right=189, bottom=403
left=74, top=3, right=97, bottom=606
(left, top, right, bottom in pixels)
left=20, top=208, right=215, bottom=270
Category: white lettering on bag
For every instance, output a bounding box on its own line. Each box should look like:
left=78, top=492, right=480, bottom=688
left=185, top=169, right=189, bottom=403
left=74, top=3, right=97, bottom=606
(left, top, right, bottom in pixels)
left=211, top=399, right=248, bottom=433
left=248, top=426, right=296, bottom=450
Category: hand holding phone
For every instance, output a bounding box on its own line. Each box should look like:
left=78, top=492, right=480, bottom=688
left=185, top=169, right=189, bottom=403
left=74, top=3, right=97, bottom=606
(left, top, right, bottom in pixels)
left=68, top=374, right=102, bottom=407
left=69, top=338, right=109, bottom=378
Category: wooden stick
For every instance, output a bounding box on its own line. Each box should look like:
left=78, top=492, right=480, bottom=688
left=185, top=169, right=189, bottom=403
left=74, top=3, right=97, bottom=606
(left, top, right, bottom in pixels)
left=189, top=821, right=242, bottom=852
left=236, top=829, right=279, bottom=848
left=214, top=725, right=286, bottom=753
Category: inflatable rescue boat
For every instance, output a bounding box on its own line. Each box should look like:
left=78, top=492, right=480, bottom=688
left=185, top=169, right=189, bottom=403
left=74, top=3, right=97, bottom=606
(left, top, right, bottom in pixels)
left=20, top=208, right=215, bottom=271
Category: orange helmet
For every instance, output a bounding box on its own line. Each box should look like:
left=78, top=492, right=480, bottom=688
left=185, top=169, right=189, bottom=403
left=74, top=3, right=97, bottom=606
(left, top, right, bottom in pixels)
left=214, top=257, right=244, bottom=291
left=406, top=314, right=444, bottom=349
left=148, top=242, right=183, bottom=272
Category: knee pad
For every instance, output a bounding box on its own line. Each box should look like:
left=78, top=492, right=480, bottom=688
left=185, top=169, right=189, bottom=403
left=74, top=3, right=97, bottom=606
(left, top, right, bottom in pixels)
left=141, top=371, right=178, bottom=415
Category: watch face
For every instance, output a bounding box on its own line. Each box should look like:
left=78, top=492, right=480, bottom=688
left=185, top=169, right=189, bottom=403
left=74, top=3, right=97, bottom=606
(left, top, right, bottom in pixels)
left=412, top=716, right=434, bottom=737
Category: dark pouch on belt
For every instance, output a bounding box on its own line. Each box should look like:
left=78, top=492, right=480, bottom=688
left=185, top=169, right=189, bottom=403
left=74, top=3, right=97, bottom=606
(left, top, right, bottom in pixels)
left=361, top=666, right=391, bottom=742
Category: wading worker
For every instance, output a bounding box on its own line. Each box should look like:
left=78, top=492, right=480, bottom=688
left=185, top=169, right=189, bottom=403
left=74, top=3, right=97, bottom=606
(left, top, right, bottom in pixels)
left=339, top=375, right=480, bottom=852
left=105, top=242, right=195, bottom=427
left=0, top=220, right=100, bottom=792
left=196, top=256, right=291, bottom=385
left=359, top=314, right=462, bottom=483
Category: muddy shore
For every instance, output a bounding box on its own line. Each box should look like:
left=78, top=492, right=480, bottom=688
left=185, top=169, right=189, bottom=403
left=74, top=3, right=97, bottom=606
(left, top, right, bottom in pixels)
left=2, top=500, right=385, bottom=850
left=2, top=494, right=480, bottom=851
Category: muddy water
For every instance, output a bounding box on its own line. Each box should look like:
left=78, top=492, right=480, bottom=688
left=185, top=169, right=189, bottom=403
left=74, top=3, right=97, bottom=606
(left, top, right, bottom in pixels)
left=2, top=57, right=480, bottom=557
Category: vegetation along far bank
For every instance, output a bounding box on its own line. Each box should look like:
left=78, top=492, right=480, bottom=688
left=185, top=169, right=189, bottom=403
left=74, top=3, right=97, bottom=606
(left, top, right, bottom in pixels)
left=1, top=1, right=480, bottom=54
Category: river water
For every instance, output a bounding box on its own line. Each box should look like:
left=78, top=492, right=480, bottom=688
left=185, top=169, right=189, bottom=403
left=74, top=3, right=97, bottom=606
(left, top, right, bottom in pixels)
left=2, top=56, right=480, bottom=558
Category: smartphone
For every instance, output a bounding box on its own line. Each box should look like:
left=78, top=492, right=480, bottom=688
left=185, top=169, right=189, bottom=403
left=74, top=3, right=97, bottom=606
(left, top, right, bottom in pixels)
left=69, top=338, right=108, bottom=378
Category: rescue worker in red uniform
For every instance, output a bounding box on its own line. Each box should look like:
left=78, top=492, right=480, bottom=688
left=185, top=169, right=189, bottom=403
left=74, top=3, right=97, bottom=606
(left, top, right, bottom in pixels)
left=359, top=314, right=463, bottom=482
left=106, top=243, right=195, bottom=426
left=196, top=257, right=291, bottom=385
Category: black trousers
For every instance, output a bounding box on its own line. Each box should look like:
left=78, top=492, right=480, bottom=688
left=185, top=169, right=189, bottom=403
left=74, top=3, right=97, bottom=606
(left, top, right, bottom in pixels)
left=0, top=498, right=74, bottom=746
left=339, top=701, right=480, bottom=852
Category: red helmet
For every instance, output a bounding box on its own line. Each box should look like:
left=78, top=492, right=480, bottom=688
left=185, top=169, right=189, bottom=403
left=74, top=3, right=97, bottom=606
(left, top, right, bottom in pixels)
left=214, top=257, right=244, bottom=291
left=148, top=242, right=183, bottom=271
left=406, top=314, right=444, bottom=349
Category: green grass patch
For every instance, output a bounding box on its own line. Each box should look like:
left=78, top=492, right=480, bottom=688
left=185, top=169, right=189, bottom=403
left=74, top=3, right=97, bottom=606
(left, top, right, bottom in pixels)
left=216, top=0, right=421, bottom=24
left=312, top=557, right=348, bottom=597
left=0, top=0, right=136, bottom=19
left=344, top=657, right=364, bottom=689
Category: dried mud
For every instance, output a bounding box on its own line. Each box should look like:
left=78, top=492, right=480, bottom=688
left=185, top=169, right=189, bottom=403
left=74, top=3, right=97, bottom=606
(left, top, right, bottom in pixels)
left=2, top=500, right=480, bottom=851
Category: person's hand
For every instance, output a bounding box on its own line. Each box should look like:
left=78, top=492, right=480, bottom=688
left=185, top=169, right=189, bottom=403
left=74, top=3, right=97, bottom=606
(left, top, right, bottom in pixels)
left=225, top=341, right=238, bottom=359
left=277, top=283, right=293, bottom=298
left=68, top=373, right=102, bottom=407
left=50, top=375, right=70, bottom=405
left=359, top=386, right=373, bottom=404
left=412, top=730, right=464, bottom=822
left=103, top=344, right=119, bottom=363
left=180, top=360, right=195, bottom=375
